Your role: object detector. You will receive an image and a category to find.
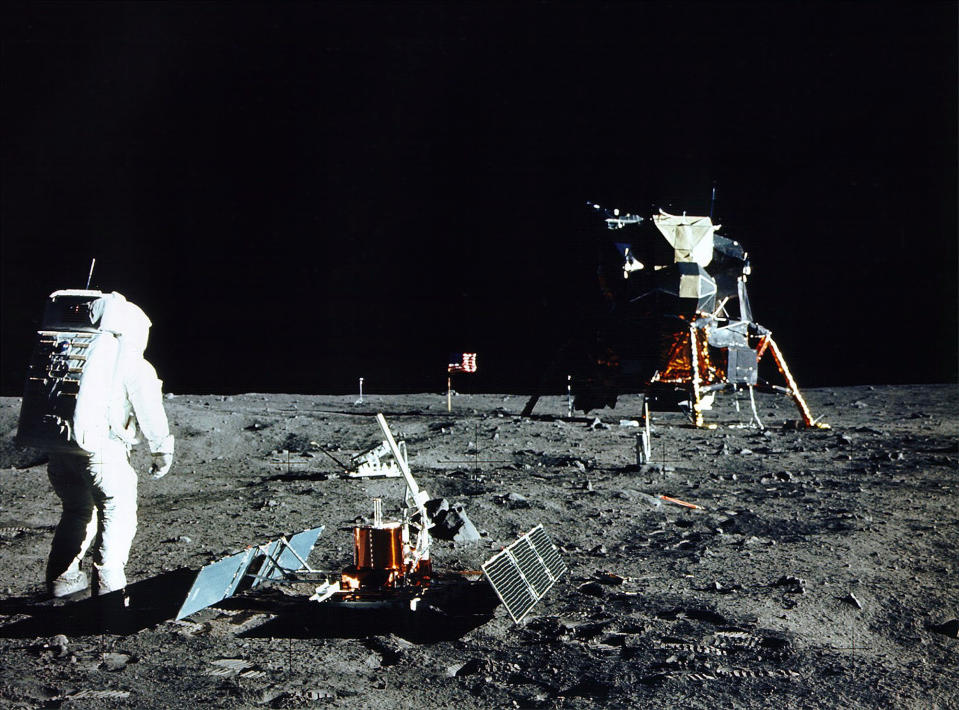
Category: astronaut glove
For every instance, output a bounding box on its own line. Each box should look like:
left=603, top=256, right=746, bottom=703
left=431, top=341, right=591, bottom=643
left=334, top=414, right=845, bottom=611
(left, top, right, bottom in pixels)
left=150, top=452, right=174, bottom=479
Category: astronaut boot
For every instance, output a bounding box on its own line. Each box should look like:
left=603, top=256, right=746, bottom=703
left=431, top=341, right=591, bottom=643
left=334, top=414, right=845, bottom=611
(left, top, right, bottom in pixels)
left=48, top=569, right=90, bottom=598
left=94, top=564, right=127, bottom=596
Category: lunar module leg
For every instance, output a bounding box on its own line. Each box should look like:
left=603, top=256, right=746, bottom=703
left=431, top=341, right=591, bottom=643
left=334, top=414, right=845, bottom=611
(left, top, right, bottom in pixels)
left=688, top=325, right=705, bottom=428
left=757, top=336, right=828, bottom=429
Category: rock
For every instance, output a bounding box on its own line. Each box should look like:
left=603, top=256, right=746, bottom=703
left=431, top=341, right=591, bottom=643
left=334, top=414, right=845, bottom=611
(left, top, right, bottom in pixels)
left=593, top=571, right=625, bottom=585
left=563, top=677, right=612, bottom=698
left=841, top=592, right=863, bottom=609
left=177, top=535, right=192, bottom=544
left=926, top=619, right=958, bottom=638
left=739, top=448, right=753, bottom=455
left=100, top=652, right=131, bottom=671
left=449, top=658, right=485, bottom=677
left=589, top=544, right=608, bottom=557
left=773, top=575, right=806, bottom=593
left=589, top=418, right=610, bottom=430
left=495, top=492, right=530, bottom=509
left=49, top=634, right=69, bottom=657
left=577, top=581, right=606, bottom=597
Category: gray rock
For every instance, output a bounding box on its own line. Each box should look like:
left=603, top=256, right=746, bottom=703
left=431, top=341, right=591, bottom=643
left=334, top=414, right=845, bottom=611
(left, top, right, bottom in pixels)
left=841, top=591, right=863, bottom=609
left=100, top=652, right=131, bottom=671
left=927, top=618, right=959, bottom=639
left=577, top=581, right=606, bottom=597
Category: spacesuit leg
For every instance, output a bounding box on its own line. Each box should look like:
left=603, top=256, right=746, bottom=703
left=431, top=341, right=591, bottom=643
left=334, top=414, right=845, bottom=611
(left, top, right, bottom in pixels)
left=46, top=453, right=97, bottom=595
left=87, top=440, right=139, bottom=594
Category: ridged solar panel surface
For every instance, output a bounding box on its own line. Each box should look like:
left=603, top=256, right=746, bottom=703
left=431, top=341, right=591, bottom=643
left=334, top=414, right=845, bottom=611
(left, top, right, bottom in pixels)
left=482, top=525, right=567, bottom=622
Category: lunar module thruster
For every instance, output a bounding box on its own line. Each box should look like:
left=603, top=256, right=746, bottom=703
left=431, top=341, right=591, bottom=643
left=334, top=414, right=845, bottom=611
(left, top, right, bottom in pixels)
left=175, top=415, right=567, bottom=625
left=523, top=203, right=827, bottom=429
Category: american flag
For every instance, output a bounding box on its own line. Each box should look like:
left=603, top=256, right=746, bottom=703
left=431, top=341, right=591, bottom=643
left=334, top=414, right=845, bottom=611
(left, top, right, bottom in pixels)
left=448, top=353, right=477, bottom=374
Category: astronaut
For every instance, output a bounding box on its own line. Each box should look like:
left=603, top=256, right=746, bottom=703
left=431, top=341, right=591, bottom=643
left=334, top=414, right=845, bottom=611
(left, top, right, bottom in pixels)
left=20, top=292, right=174, bottom=598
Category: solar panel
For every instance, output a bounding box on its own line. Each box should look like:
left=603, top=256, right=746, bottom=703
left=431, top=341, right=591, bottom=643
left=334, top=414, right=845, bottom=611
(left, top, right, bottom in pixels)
left=176, top=548, right=257, bottom=620
left=482, top=525, right=567, bottom=623
left=175, top=526, right=324, bottom=620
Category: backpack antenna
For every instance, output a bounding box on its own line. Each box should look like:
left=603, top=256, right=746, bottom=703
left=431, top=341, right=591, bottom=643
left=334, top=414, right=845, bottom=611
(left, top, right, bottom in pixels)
left=85, top=258, right=96, bottom=289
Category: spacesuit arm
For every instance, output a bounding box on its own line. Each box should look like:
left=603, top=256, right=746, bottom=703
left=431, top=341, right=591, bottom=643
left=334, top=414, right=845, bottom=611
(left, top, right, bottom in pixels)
left=127, top=359, right=175, bottom=456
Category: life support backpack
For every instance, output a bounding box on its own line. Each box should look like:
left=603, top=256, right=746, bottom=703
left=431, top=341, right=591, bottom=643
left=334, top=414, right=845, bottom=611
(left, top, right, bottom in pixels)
left=16, top=290, right=129, bottom=453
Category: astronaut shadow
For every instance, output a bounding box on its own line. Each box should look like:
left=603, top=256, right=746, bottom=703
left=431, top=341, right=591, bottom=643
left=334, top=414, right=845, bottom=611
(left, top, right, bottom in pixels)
left=0, top=568, right=195, bottom=638
left=226, top=580, right=500, bottom=643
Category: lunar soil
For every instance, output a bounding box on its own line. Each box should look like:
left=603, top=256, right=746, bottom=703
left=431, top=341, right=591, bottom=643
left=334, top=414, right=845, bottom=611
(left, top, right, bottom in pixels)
left=0, top=384, right=956, bottom=708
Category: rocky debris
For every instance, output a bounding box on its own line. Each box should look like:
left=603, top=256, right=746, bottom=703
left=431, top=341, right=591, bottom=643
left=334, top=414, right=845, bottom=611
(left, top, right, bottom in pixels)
left=589, top=417, right=610, bottom=431
left=926, top=618, right=958, bottom=639
left=0, top=387, right=955, bottom=708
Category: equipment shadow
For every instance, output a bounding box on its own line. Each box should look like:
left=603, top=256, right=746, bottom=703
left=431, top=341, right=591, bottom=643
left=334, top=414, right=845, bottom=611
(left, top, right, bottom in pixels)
left=0, top=568, right=195, bottom=638
left=225, top=581, right=500, bottom=643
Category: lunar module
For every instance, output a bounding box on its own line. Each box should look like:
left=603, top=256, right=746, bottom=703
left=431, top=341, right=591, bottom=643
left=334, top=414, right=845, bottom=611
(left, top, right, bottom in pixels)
left=176, top=414, right=567, bottom=625
left=523, top=203, right=826, bottom=429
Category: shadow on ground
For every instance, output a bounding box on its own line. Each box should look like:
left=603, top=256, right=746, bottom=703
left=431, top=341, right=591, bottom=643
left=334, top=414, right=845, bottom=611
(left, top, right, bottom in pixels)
left=0, top=569, right=195, bottom=637
left=218, top=580, right=500, bottom=643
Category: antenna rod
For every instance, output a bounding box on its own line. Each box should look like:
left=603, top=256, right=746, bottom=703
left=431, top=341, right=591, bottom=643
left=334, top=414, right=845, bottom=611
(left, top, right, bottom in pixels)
left=85, top=258, right=96, bottom=289
left=709, top=184, right=717, bottom=220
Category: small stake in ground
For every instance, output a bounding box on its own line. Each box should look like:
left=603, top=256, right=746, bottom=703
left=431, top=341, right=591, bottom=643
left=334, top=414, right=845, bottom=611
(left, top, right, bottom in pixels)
left=355, top=377, right=364, bottom=405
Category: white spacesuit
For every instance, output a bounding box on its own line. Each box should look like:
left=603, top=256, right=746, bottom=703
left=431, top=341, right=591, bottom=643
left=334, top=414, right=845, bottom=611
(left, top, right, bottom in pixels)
left=21, top=292, right=174, bottom=598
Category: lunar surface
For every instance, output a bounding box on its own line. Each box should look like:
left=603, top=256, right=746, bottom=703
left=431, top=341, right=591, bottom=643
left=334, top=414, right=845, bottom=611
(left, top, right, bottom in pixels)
left=0, top=385, right=956, bottom=708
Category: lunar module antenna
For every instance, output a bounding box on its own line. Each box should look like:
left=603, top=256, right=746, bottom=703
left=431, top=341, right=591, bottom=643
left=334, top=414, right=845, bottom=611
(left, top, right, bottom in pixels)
left=85, top=258, right=96, bottom=289
left=709, top=184, right=718, bottom=219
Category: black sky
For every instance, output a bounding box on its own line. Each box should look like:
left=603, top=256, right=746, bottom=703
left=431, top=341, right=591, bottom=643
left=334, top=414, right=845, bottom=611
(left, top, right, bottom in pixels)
left=2, top=2, right=956, bottom=395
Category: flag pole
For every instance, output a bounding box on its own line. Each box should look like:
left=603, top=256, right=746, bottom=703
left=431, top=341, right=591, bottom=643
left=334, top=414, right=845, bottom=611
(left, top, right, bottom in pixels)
left=447, top=374, right=452, bottom=412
